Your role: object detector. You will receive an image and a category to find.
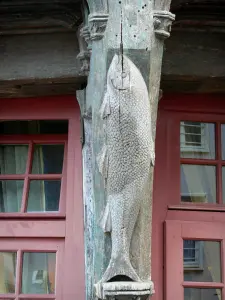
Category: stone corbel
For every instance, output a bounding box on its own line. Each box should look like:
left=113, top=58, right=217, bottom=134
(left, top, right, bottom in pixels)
left=77, top=24, right=91, bottom=75
left=153, top=10, right=175, bottom=39
left=88, top=13, right=109, bottom=41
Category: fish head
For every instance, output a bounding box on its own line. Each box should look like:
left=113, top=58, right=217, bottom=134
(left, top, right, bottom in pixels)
left=107, top=54, right=130, bottom=91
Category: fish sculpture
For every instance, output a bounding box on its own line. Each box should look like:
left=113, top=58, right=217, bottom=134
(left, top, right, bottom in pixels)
left=97, top=54, right=155, bottom=283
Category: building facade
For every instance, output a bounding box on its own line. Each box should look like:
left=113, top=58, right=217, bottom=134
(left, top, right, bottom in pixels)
left=0, top=1, right=224, bottom=300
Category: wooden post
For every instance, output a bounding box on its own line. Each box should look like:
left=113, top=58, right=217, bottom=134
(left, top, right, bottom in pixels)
left=80, top=1, right=175, bottom=299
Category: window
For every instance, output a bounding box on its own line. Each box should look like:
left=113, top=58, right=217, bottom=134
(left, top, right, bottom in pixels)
left=0, top=239, right=63, bottom=295
left=152, top=95, right=225, bottom=300
left=0, top=97, right=84, bottom=300
left=166, top=221, right=223, bottom=300
left=0, top=136, right=67, bottom=214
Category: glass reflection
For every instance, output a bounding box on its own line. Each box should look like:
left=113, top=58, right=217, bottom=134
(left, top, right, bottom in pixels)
left=32, top=145, right=64, bottom=174
left=0, top=180, right=23, bottom=212
left=184, top=288, right=221, bottom=300
left=22, top=252, right=56, bottom=294
left=183, top=240, right=221, bottom=282
left=27, top=180, right=61, bottom=212
left=0, top=145, right=28, bottom=174
left=180, top=122, right=215, bottom=159
left=0, top=252, right=17, bottom=293
left=181, top=165, right=216, bottom=203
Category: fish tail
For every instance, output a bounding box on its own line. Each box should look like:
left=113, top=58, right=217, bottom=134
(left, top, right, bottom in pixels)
left=101, top=254, right=140, bottom=283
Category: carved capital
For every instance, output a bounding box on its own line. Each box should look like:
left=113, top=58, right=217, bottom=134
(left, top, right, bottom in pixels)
left=88, top=13, right=109, bottom=41
left=95, top=281, right=154, bottom=300
left=153, top=10, right=175, bottom=39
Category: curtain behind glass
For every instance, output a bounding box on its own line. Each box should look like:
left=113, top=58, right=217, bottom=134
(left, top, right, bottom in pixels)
left=0, top=145, right=27, bottom=212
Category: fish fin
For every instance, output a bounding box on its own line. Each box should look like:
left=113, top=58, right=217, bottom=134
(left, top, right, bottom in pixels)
left=97, top=144, right=108, bottom=179
left=100, top=202, right=111, bottom=233
left=101, top=255, right=140, bottom=283
left=100, top=93, right=111, bottom=119
left=150, top=138, right=155, bottom=166
left=150, top=150, right=155, bottom=166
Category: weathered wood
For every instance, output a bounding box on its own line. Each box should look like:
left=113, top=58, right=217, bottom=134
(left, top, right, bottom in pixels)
left=0, top=78, right=86, bottom=98
left=82, top=1, right=174, bottom=299
left=160, top=31, right=225, bottom=93
left=0, top=0, right=82, bottom=33
left=0, top=32, right=87, bottom=98
left=171, top=0, right=225, bottom=32
left=162, top=31, right=225, bottom=78
left=161, top=76, right=225, bottom=93
left=0, top=33, right=82, bottom=81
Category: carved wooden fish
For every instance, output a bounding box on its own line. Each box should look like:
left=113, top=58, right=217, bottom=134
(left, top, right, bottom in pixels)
left=97, top=54, right=154, bottom=283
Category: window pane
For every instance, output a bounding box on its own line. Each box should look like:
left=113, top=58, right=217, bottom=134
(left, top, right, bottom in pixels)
left=0, top=180, right=23, bottom=212
left=180, top=122, right=215, bottom=159
left=22, top=252, right=56, bottom=294
left=0, top=252, right=17, bottom=293
left=183, top=240, right=221, bottom=282
left=181, top=165, right=216, bottom=203
left=184, top=288, right=221, bottom=300
left=32, top=145, right=64, bottom=174
left=27, top=181, right=61, bottom=212
left=222, top=167, right=225, bottom=204
left=0, top=145, right=28, bottom=174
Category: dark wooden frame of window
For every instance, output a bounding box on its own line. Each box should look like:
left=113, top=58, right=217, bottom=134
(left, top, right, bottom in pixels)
left=151, top=94, right=225, bottom=300
left=0, top=96, right=85, bottom=300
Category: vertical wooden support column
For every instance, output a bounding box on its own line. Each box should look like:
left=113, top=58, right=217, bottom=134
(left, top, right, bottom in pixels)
left=80, top=1, right=175, bottom=299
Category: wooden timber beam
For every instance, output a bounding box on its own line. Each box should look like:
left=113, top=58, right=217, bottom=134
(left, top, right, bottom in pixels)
left=0, top=0, right=82, bottom=34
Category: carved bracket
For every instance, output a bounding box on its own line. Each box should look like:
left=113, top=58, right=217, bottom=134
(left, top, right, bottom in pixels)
left=88, top=13, right=109, bottom=41
left=77, top=24, right=91, bottom=75
left=95, top=281, right=154, bottom=300
left=81, top=25, right=92, bottom=52
left=153, top=10, right=175, bottom=39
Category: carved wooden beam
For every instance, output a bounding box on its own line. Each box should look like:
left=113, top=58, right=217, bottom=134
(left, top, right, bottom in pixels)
left=79, top=1, right=175, bottom=300
left=171, top=0, right=225, bottom=32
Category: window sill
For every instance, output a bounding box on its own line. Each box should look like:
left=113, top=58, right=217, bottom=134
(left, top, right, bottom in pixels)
left=168, top=203, right=225, bottom=212
left=0, top=213, right=66, bottom=219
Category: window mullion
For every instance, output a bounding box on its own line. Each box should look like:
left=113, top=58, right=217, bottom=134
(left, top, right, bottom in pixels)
left=20, top=142, right=33, bottom=213
left=15, top=250, right=22, bottom=297
left=216, top=123, right=223, bottom=204
left=217, top=162, right=222, bottom=204
left=21, top=177, right=29, bottom=213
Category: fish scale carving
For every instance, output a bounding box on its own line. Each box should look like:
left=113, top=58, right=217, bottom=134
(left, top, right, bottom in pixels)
left=97, top=54, right=155, bottom=283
